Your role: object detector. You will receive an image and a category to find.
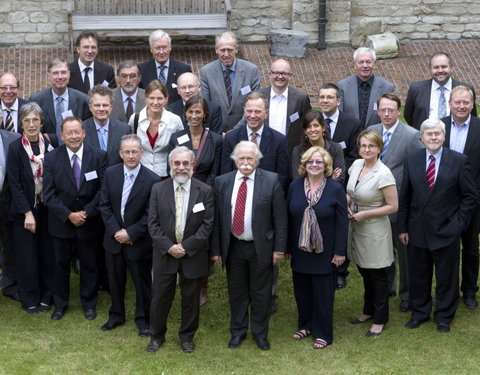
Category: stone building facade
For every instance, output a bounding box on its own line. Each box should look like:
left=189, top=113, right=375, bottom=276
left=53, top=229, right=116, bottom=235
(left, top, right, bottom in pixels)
left=0, top=0, right=478, bottom=47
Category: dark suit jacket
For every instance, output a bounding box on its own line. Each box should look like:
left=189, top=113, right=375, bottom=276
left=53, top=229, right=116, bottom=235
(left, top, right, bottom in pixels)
left=110, top=87, right=146, bottom=123
left=211, top=168, right=287, bottom=266
left=167, top=98, right=224, bottom=134
left=405, top=79, right=477, bottom=129
left=29, top=88, right=91, bottom=134
left=98, top=164, right=160, bottom=261
left=287, top=177, right=348, bottom=274
left=331, top=110, right=362, bottom=171
left=43, top=144, right=108, bottom=239
left=1, top=98, right=28, bottom=133
left=168, top=128, right=222, bottom=186
left=221, top=125, right=289, bottom=192
left=148, top=177, right=214, bottom=279
left=0, top=130, right=21, bottom=220
left=68, top=60, right=116, bottom=94
left=83, top=117, right=132, bottom=166
left=398, top=147, right=477, bottom=250
left=138, top=58, right=192, bottom=104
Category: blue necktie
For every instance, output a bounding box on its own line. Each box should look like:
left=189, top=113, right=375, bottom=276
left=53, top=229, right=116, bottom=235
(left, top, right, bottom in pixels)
left=380, top=131, right=391, bottom=161
left=98, top=127, right=107, bottom=151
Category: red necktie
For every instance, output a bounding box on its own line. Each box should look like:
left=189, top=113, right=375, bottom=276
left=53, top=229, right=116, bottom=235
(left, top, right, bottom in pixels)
left=426, top=155, right=436, bottom=190
left=232, top=177, right=248, bottom=236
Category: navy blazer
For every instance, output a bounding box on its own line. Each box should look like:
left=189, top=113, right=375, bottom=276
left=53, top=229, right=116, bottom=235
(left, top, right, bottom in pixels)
left=168, top=128, right=222, bottom=186
left=138, top=58, right=192, bottom=104
left=287, top=177, right=348, bottom=274
left=99, top=164, right=160, bottom=261
left=68, top=60, right=116, bottom=94
left=331, top=110, right=362, bottom=172
left=43, top=144, right=108, bottom=239
left=167, top=98, right=224, bottom=134
left=221, top=125, right=289, bottom=192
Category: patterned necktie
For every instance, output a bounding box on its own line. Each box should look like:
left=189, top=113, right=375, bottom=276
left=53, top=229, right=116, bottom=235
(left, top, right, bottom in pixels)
left=438, top=86, right=447, bottom=119
left=223, top=68, right=232, bottom=104
left=158, top=65, right=167, bottom=84
left=83, top=67, right=91, bottom=92
left=232, top=177, right=248, bottom=237
left=72, top=154, right=81, bottom=190
left=98, top=127, right=107, bottom=151
left=250, top=132, right=258, bottom=145
left=126, top=97, right=134, bottom=120
left=121, top=173, right=134, bottom=220
left=380, top=131, right=391, bottom=161
left=325, top=118, right=333, bottom=139
left=55, top=96, right=65, bottom=128
left=4, top=108, right=14, bottom=132
left=175, top=185, right=184, bottom=243
left=426, top=155, right=436, bottom=190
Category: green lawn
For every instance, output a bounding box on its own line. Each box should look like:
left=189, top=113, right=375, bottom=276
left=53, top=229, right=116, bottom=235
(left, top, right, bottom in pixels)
left=0, top=262, right=478, bottom=375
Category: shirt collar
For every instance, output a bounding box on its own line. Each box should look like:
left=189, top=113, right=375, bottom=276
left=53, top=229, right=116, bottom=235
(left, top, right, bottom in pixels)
left=382, top=120, right=399, bottom=135
left=432, top=78, right=452, bottom=92
left=52, top=89, right=68, bottom=101
left=123, top=163, right=141, bottom=179
left=221, top=60, right=237, bottom=72
left=452, top=115, right=471, bottom=128
left=173, top=177, right=192, bottom=193
left=323, top=109, right=339, bottom=122
left=121, top=88, right=138, bottom=101
left=94, top=119, right=110, bottom=131
left=1, top=98, right=19, bottom=111
left=357, top=74, right=375, bottom=86
left=235, top=169, right=256, bottom=182
left=78, top=59, right=94, bottom=72
left=247, top=125, right=264, bottom=137
left=426, top=146, right=443, bottom=159
left=270, top=87, right=288, bottom=100
left=66, top=143, right=84, bottom=161
left=155, top=59, right=170, bottom=69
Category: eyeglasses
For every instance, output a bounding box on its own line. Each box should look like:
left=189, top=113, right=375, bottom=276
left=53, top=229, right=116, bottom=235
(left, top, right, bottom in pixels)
left=270, top=71, right=291, bottom=77
left=306, top=160, right=324, bottom=165
left=178, top=84, right=199, bottom=91
left=121, top=149, right=140, bottom=155
left=0, top=86, right=19, bottom=91
left=119, top=73, right=138, bottom=79
left=359, top=144, right=378, bottom=150
left=173, top=160, right=192, bottom=167
left=152, top=46, right=170, bottom=52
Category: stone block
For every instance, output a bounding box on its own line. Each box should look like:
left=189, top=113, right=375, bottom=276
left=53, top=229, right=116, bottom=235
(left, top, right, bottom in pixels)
left=269, top=29, right=310, bottom=58
left=365, top=32, right=399, bottom=59
left=30, top=12, right=49, bottom=23
left=25, top=33, right=44, bottom=43
left=13, top=23, right=35, bottom=33
left=0, top=2, right=11, bottom=12
left=7, top=11, right=29, bottom=24
left=0, top=33, right=25, bottom=45
left=38, top=23, right=57, bottom=33
left=0, top=23, right=13, bottom=33
left=349, top=18, right=381, bottom=48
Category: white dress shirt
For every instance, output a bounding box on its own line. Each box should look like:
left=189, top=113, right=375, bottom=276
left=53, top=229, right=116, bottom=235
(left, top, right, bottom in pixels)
left=268, top=88, right=288, bottom=135
left=429, top=78, right=452, bottom=118
left=231, top=170, right=255, bottom=241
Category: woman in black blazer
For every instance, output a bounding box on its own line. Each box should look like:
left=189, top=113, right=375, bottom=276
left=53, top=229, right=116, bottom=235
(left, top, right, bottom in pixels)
left=287, top=146, right=348, bottom=349
left=6, top=102, right=55, bottom=314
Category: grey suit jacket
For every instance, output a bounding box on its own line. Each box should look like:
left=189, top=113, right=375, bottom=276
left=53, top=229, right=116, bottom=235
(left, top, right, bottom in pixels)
left=29, top=88, right=91, bottom=134
left=83, top=117, right=132, bottom=166
left=337, top=74, right=395, bottom=128
left=110, top=87, right=146, bottom=123
left=200, top=58, right=260, bottom=131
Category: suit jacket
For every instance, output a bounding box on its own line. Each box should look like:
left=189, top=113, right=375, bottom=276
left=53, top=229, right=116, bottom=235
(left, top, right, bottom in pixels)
left=148, top=177, right=214, bottom=278
left=221, top=125, right=289, bottom=192
left=83, top=117, right=132, bottom=166
left=168, top=128, right=222, bottom=186
left=0, top=130, right=21, bottom=220
left=68, top=60, right=116, bottom=94
left=99, top=164, right=160, bottom=261
left=331, top=110, right=362, bottom=171
left=200, top=58, right=260, bottom=131
left=43, top=144, right=108, bottom=239
left=404, top=79, right=477, bottom=129
left=167, top=98, right=224, bottom=134
left=29, top=88, right=91, bottom=134
left=211, top=168, right=287, bottom=266
left=1, top=98, right=28, bottom=133
left=138, top=58, right=192, bottom=104
left=110, top=87, right=146, bottom=123
left=397, top=147, right=477, bottom=250
left=337, top=74, right=395, bottom=127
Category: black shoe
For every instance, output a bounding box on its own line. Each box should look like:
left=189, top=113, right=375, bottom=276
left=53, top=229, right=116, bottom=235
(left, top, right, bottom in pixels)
left=349, top=316, right=373, bottom=324
left=336, top=276, right=347, bottom=289
left=3, top=291, right=21, bottom=302
left=51, top=310, right=64, bottom=320
left=181, top=341, right=195, bottom=353
left=147, top=338, right=165, bottom=353
left=228, top=334, right=246, bottom=349
left=101, top=320, right=124, bottom=331
left=365, top=330, right=382, bottom=338
left=464, top=295, right=478, bottom=310
left=139, top=328, right=150, bottom=337
left=38, top=303, right=50, bottom=312
left=437, top=322, right=450, bottom=333
left=405, top=318, right=429, bottom=329
left=26, top=306, right=39, bottom=314
left=255, top=338, right=270, bottom=350
left=399, top=300, right=409, bottom=312
left=84, top=309, right=97, bottom=321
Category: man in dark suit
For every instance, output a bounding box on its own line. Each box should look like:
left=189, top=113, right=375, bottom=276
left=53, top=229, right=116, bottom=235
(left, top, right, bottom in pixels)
left=83, top=85, right=131, bottom=166
left=404, top=52, right=477, bottom=130
left=212, top=141, right=287, bottom=350
left=398, top=118, right=477, bottom=333
left=167, top=72, right=223, bottom=133
left=68, top=31, right=116, bottom=94
left=221, top=92, right=289, bottom=192
left=0, top=128, right=21, bottom=301
left=111, top=61, right=146, bottom=123
left=30, top=58, right=91, bottom=135
left=43, top=117, right=108, bottom=321
left=147, top=146, right=214, bottom=353
left=200, top=31, right=261, bottom=131
left=441, top=85, right=480, bottom=310
left=337, top=47, right=395, bottom=128
left=367, top=93, right=424, bottom=312
left=98, top=134, right=160, bottom=336
left=0, top=72, right=28, bottom=133
left=139, top=30, right=192, bottom=104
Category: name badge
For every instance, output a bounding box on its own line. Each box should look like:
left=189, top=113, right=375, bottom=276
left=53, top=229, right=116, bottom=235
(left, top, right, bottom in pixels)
left=171, top=83, right=177, bottom=88
left=85, top=171, right=98, bottom=181
left=192, top=202, right=205, bottom=213
left=240, top=85, right=252, bottom=96
left=47, top=144, right=55, bottom=152
left=339, top=141, right=347, bottom=149
left=373, top=103, right=378, bottom=111
left=61, top=110, right=74, bottom=119
left=177, top=134, right=189, bottom=145
left=289, top=112, right=300, bottom=122
left=101, top=80, right=109, bottom=87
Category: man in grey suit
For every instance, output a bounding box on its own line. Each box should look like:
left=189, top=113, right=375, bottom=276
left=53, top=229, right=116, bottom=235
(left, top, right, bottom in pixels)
left=200, top=32, right=261, bottom=132
left=367, top=93, right=424, bottom=312
left=110, top=60, right=146, bottom=123
left=30, top=58, right=91, bottom=135
left=404, top=52, right=477, bottom=130
left=337, top=47, right=395, bottom=128
left=83, top=85, right=131, bottom=166
left=212, top=141, right=287, bottom=351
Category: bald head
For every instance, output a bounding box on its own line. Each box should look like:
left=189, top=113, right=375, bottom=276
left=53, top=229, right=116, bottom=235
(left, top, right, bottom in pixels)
left=268, top=59, right=292, bottom=93
left=176, top=72, right=201, bottom=102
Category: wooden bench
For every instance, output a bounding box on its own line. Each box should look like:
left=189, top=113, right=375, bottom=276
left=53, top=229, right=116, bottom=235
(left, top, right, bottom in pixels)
left=67, top=0, right=232, bottom=51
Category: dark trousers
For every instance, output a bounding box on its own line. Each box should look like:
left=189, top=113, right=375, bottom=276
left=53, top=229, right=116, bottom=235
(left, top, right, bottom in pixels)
left=52, top=237, right=98, bottom=312
left=408, top=240, right=460, bottom=324
left=357, top=266, right=390, bottom=325
left=292, top=270, right=336, bottom=344
left=150, top=268, right=201, bottom=342
left=387, top=221, right=409, bottom=302
left=226, top=237, right=272, bottom=340
left=460, top=210, right=480, bottom=297
left=0, top=204, right=17, bottom=298
left=105, top=249, right=152, bottom=329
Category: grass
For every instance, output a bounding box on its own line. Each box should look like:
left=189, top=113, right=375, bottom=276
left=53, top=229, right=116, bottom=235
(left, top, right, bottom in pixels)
left=0, top=262, right=479, bottom=375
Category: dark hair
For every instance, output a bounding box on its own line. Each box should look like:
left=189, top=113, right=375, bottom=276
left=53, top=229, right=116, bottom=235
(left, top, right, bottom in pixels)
left=319, top=83, right=340, bottom=98
left=429, top=52, right=452, bottom=67
left=87, top=85, right=113, bottom=105
left=75, top=30, right=100, bottom=47
left=184, top=95, right=210, bottom=125
left=60, top=116, right=85, bottom=132
left=116, top=60, right=141, bottom=78
left=299, top=110, right=327, bottom=150
left=377, top=93, right=401, bottom=110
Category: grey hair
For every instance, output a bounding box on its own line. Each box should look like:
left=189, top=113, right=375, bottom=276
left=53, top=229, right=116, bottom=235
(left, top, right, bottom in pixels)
left=419, top=118, right=445, bottom=135
left=116, top=60, right=141, bottom=77
left=168, top=145, right=195, bottom=164
left=215, top=31, right=238, bottom=48
left=149, top=30, right=171, bottom=47
left=19, top=102, right=44, bottom=125
left=230, top=141, right=263, bottom=162
left=120, top=134, right=142, bottom=149
left=353, top=47, right=376, bottom=62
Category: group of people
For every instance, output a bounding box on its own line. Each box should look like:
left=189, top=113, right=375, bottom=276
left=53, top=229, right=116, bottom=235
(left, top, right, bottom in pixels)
left=0, top=28, right=479, bottom=354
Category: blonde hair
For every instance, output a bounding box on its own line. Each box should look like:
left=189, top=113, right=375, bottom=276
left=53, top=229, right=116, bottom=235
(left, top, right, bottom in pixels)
left=298, top=146, right=333, bottom=177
